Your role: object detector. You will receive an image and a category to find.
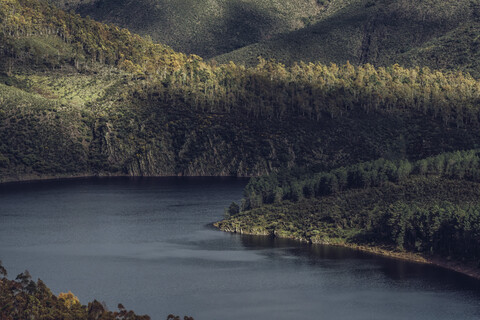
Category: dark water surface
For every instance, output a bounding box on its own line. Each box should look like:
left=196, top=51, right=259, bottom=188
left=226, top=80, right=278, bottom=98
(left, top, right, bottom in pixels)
left=1, top=177, right=480, bottom=320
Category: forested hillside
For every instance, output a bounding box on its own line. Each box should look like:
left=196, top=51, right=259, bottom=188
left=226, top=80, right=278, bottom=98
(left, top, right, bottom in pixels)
left=241, top=149, right=480, bottom=209
left=0, top=0, right=195, bottom=74
left=50, top=0, right=329, bottom=58
left=51, top=0, right=480, bottom=77
left=1, top=0, right=480, bottom=182
left=215, top=0, right=480, bottom=77
left=216, top=150, right=480, bottom=266
left=2, top=0, right=480, bottom=318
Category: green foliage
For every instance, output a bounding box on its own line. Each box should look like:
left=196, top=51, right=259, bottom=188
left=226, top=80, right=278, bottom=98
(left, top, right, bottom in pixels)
left=53, top=0, right=330, bottom=58
left=1, top=0, right=480, bottom=183
left=215, top=0, right=480, bottom=78
left=0, top=267, right=152, bottom=320
left=243, top=150, right=480, bottom=209
left=0, top=0, right=195, bottom=74
left=217, top=174, right=480, bottom=264
left=226, top=202, right=240, bottom=217
left=56, top=0, right=480, bottom=79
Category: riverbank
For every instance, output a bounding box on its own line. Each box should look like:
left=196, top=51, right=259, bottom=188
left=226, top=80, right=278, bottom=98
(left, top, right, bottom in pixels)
left=332, top=242, right=480, bottom=281
left=214, top=223, right=480, bottom=281
left=0, top=172, right=253, bottom=184
left=0, top=172, right=128, bottom=184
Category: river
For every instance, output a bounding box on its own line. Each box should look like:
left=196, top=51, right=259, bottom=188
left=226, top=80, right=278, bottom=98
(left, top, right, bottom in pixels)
left=1, top=177, right=479, bottom=320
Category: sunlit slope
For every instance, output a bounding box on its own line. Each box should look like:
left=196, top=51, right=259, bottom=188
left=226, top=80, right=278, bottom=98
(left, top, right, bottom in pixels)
left=0, top=0, right=195, bottom=75
left=2, top=0, right=480, bottom=181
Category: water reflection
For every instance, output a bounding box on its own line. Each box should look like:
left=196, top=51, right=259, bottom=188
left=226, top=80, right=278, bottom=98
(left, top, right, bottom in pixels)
left=1, top=177, right=480, bottom=320
left=239, top=234, right=480, bottom=294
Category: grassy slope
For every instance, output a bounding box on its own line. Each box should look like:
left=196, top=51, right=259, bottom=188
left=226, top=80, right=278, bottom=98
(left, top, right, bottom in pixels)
left=53, top=0, right=329, bottom=58
left=214, top=0, right=480, bottom=76
left=396, top=21, right=480, bottom=77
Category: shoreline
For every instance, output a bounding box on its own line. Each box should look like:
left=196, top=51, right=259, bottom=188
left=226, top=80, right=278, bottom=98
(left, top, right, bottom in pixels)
left=215, top=225, right=480, bottom=281
left=4, top=173, right=479, bottom=280
left=328, top=242, right=480, bottom=280
left=0, top=172, right=128, bottom=184
left=0, top=172, right=251, bottom=185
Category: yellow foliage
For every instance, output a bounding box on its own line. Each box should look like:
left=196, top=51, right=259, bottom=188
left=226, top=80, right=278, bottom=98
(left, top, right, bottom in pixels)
left=58, top=291, right=80, bottom=309
left=119, top=59, right=142, bottom=74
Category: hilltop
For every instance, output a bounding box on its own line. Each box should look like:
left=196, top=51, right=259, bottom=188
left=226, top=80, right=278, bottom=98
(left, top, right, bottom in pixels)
left=47, top=0, right=480, bottom=77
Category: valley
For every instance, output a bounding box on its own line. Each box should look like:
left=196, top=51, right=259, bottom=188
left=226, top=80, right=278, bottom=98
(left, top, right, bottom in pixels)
left=1, top=0, right=480, bottom=319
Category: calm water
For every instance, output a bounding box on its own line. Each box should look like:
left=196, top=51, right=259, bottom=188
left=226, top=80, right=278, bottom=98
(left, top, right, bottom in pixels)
left=1, top=177, right=480, bottom=320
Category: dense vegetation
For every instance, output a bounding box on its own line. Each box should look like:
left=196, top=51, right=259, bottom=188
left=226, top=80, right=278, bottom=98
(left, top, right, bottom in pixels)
left=1, top=0, right=480, bottom=317
left=5, top=0, right=479, bottom=122
left=0, top=262, right=154, bottom=320
left=217, top=150, right=480, bottom=265
left=241, top=149, right=480, bottom=209
left=51, top=0, right=330, bottom=58
left=2, top=60, right=480, bottom=180
left=0, top=0, right=195, bottom=74
left=2, top=1, right=480, bottom=181
left=2, top=0, right=480, bottom=265
left=50, top=0, right=480, bottom=78
left=215, top=0, right=480, bottom=77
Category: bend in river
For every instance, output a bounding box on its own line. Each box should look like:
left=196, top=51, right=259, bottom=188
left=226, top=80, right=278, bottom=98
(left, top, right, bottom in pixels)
left=1, top=177, right=480, bottom=320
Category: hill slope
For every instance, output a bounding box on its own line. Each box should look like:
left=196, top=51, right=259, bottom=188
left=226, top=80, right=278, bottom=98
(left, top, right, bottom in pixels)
left=50, top=0, right=329, bottom=58
left=216, top=150, right=480, bottom=271
left=1, top=0, right=480, bottom=182
left=45, top=0, right=480, bottom=77
left=215, top=0, right=480, bottom=77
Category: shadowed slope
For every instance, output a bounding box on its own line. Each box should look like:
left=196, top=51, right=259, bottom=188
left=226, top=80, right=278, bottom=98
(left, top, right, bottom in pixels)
left=52, top=0, right=327, bottom=58
left=214, top=0, right=480, bottom=76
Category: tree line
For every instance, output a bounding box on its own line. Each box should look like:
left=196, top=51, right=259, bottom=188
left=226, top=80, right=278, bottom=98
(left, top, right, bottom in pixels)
left=2, top=0, right=480, bottom=128
left=373, top=201, right=480, bottom=260
left=240, top=149, right=480, bottom=210
left=0, top=0, right=195, bottom=73
left=221, top=173, right=480, bottom=264
left=135, top=59, right=480, bottom=127
left=0, top=261, right=195, bottom=320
